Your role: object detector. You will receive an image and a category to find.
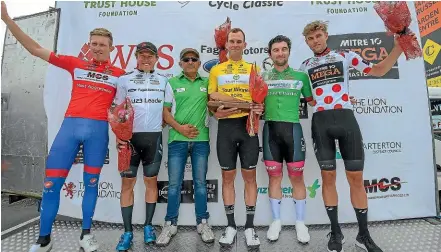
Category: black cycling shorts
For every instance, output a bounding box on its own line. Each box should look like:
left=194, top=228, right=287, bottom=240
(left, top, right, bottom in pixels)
left=263, top=121, right=305, bottom=163
left=311, top=109, right=364, bottom=171
left=120, top=132, right=163, bottom=178
left=217, top=116, right=259, bottom=170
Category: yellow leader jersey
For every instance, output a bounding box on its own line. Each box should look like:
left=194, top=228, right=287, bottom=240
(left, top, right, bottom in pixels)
left=208, top=58, right=260, bottom=119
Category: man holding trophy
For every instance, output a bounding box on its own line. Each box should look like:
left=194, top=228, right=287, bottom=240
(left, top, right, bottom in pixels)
left=208, top=27, right=265, bottom=249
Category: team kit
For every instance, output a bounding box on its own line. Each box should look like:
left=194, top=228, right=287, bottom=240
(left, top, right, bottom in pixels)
left=1, top=2, right=416, bottom=251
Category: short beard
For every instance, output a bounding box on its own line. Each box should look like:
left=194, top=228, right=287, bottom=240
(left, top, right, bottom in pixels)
left=273, top=59, right=288, bottom=67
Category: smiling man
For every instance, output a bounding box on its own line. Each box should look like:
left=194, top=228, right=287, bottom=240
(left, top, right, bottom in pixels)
left=113, top=42, right=171, bottom=251
left=156, top=48, right=214, bottom=246
left=1, top=2, right=126, bottom=252
left=262, top=35, right=315, bottom=244
left=208, top=28, right=264, bottom=249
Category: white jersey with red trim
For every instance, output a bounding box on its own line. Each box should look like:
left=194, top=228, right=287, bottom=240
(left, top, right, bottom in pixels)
left=299, top=49, right=373, bottom=113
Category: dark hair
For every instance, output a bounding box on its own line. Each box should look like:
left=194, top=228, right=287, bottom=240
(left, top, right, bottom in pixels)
left=268, top=35, right=291, bottom=55
left=228, top=28, right=246, bottom=42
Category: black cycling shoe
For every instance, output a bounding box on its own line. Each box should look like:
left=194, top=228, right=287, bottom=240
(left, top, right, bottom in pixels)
left=326, top=231, right=345, bottom=252
left=355, top=232, right=383, bottom=252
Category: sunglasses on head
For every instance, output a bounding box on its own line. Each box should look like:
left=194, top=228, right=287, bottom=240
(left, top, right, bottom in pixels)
left=182, top=57, right=199, bottom=63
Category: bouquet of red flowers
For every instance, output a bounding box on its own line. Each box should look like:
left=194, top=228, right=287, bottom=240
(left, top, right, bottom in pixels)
left=374, top=1, right=422, bottom=60
left=246, top=62, right=268, bottom=136
left=214, top=17, right=231, bottom=64
left=108, top=97, right=135, bottom=172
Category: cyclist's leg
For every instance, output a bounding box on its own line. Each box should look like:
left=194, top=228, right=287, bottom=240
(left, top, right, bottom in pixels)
left=81, top=119, right=109, bottom=233
left=119, top=133, right=142, bottom=234
left=263, top=122, right=283, bottom=216
left=311, top=112, right=341, bottom=236
left=337, top=110, right=370, bottom=238
left=40, top=118, right=81, bottom=238
left=217, top=118, right=239, bottom=241
left=238, top=117, right=260, bottom=246
left=263, top=121, right=284, bottom=241
left=141, top=132, right=162, bottom=228
left=286, top=123, right=307, bottom=221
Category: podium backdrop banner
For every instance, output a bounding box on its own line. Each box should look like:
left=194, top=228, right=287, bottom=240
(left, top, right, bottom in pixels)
left=44, top=1, right=436, bottom=225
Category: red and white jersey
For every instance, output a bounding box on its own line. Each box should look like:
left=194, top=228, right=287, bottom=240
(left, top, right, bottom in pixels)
left=49, top=52, right=125, bottom=121
left=299, top=48, right=373, bottom=113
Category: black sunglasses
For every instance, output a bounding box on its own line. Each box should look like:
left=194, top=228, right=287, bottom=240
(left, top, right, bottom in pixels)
left=182, top=57, right=199, bottom=63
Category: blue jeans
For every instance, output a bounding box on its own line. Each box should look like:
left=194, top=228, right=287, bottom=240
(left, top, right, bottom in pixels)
left=165, top=141, right=210, bottom=225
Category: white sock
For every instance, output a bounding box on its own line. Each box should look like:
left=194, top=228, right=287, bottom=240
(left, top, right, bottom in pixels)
left=269, top=198, right=281, bottom=220
left=294, top=198, right=306, bottom=222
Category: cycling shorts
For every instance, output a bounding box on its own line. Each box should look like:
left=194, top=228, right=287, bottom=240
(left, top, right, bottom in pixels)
left=217, top=116, right=259, bottom=170
left=311, top=109, right=364, bottom=171
left=46, top=117, right=109, bottom=177
left=120, top=132, right=163, bottom=178
left=263, top=121, right=305, bottom=163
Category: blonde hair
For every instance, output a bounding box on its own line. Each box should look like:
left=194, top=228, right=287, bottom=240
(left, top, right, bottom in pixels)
left=89, top=28, right=113, bottom=46
left=302, top=21, right=328, bottom=37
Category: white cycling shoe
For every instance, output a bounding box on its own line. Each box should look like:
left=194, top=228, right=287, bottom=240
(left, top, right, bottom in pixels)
left=267, top=219, right=282, bottom=241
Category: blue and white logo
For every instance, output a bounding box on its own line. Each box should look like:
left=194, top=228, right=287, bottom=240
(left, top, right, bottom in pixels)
left=203, top=58, right=220, bottom=73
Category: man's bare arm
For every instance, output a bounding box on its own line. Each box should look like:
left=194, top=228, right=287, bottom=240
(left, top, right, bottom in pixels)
left=1, top=2, right=51, bottom=62
left=368, top=46, right=402, bottom=77
left=163, top=107, right=182, bottom=130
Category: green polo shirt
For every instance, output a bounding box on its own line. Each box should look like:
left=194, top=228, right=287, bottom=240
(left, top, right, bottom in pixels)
left=164, top=72, right=209, bottom=143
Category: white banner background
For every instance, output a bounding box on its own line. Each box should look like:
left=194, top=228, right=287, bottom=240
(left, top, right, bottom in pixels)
left=43, top=1, right=437, bottom=226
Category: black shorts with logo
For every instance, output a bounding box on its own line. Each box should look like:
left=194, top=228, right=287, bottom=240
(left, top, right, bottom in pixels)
left=217, top=116, right=259, bottom=170
left=311, top=109, right=364, bottom=171
left=120, top=132, right=163, bottom=178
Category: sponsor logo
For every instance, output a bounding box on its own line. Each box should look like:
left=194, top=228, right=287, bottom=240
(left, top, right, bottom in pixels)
left=203, top=58, right=220, bottom=73
left=128, top=88, right=163, bottom=93
left=63, top=181, right=120, bottom=199
left=157, top=180, right=219, bottom=203
left=364, top=177, right=409, bottom=200
left=353, top=98, right=403, bottom=114
left=364, top=141, right=402, bottom=154
left=44, top=181, right=53, bottom=189
left=132, top=98, right=163, bottom=104
left=327, top=32, right=399, bottom=80
left=83, top=1, right=157, bottom=17
left=308, top=62, right=344, bottom=89
left=208, top=1, right=283, bottom=10
left=423, top=39, right=441, bottom=65
left=200, top=45, right=268, bottom=56
left=74, top=145, right=110, bottom=165
left=63, top=182, right=76, bottom=199
left=87, top=71, right=109, bottom=81
left=311, top=1, right=374, bottom=15
left=258, top=179, right=321, bottom=199
left=78, top=43, right=174, bottom=70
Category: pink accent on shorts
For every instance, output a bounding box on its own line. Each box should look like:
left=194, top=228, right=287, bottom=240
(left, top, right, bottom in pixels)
left=264, top=160, right=283, bottom=177
left=287, top=161, right=305, bottom=177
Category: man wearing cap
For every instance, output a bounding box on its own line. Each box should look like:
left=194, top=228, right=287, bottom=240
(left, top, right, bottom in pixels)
left=155, top=48, right=215, bottom=246
left=114, top=42, right=172, bottom=251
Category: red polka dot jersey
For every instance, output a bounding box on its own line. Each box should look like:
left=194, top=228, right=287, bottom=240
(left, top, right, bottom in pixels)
left=299, top=48, right=373, bottom=113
